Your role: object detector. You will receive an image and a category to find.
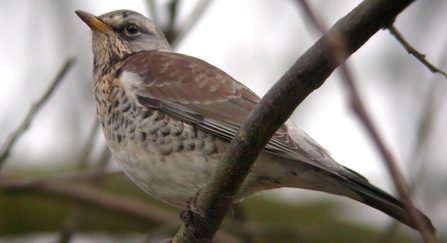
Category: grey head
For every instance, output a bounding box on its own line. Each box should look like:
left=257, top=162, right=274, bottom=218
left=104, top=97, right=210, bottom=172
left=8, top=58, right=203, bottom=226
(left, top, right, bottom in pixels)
left=75, top=9, right=172, bottom=77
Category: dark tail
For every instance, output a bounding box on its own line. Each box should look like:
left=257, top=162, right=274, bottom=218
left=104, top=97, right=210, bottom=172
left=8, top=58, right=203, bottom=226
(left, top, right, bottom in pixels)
left=338, top=174, right=436, bottom=234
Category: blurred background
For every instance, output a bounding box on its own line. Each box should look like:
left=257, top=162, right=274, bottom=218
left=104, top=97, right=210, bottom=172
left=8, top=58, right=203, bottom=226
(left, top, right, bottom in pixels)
left=0, top=0, right=446, bottom=242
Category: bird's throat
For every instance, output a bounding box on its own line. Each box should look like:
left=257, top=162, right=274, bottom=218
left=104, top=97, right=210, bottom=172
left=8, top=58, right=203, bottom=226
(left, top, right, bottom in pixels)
left=92, top=33, right=131, bottom=82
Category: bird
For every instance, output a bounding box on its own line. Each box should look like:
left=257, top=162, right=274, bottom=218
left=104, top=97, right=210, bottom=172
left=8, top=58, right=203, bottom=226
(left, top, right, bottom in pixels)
left=75, top=9, right=435, bottom=233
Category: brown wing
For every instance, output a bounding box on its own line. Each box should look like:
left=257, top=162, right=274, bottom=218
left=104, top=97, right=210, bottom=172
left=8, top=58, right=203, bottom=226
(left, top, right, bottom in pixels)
left=119, top=50, right=263, bottom=140
left=118, top=50, right=342, bottom=171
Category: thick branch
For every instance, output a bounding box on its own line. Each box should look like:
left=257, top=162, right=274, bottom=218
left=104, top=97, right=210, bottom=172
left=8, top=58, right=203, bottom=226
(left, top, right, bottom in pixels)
left=173, top=0, right=415, bottom=242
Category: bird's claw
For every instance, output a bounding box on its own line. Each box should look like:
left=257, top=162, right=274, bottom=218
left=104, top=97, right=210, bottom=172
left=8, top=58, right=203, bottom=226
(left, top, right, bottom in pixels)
left=180, top=188, right=205, bottom=225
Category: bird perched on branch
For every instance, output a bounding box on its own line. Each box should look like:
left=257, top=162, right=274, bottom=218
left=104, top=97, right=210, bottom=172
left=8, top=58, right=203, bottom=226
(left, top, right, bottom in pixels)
left=75, top=9, right=434, bottom=233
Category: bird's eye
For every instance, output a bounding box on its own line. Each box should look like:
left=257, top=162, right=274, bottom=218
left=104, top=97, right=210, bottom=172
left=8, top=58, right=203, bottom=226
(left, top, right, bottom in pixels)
left=125, top=24, right=139, bottom=35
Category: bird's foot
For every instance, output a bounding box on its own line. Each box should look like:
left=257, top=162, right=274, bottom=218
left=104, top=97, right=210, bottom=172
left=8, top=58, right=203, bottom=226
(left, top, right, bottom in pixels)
left=180, top=188, right=204, bottom=226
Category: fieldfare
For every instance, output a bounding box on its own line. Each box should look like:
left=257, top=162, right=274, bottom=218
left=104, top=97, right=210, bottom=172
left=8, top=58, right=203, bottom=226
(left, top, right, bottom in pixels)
left=75, top=9, right=434, bottom=233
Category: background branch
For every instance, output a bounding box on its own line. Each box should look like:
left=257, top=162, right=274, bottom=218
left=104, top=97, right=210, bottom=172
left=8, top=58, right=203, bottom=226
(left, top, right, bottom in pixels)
left=0, top=58, right=76, bottom=168
left=0, top=173, right=179, bottom=226
left=170, top=0, right=213, bottom=48
left=295, top=0, right=433, bottom=241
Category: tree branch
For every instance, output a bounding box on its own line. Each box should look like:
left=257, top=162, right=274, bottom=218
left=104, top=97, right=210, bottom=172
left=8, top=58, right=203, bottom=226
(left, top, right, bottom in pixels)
left=0, top=58, right=76, bottom=168
left=0, top=172, right=248, bottom=242
left=171, top=0, right=213, bottom=48
left=389, top=25, right=447, bottom=79
left=0, top=173, right=179, bottom=226
left=173, top=0, right=415, bottom=242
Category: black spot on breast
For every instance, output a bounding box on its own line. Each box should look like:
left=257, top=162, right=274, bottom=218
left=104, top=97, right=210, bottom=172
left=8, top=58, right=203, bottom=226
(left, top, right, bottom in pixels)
left=121, top=102, right=131, bottom=112
left=288, top=171, right=298, bottom=176
left=148, top=124, right=159, bottom=134
left=111, top=112, right=118, bottom=122
left=195, top=139, right=204, bottom=149
left=114, top=68, right=122, bottom=79
left=113, top=100, right=120, bottom=108
left=184, top=140, right=195, bottom=151
left=118, top=116, right=124, bottom=126
left=175, top=142, right=184, bottom=152
left=171, top=123, right=183, bottom=136
left=140, top=109, right=152, bottom=119
left=160, top=126, right=171, bottom=136
left=202, top=142, right=217, bottom=155
left=117, top=134, right=122, bottom=143
left=128, top=123, right=136, bottom=133
left=160, top=145, right=173, bottom=155
left=192, top=126, right=198, bottom=138
left=140, top=132, right=147, bottom=141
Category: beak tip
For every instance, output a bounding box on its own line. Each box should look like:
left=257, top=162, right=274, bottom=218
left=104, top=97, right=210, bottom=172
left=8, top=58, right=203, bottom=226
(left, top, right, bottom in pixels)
left=74, top=10, right=89, bottom=22
left=74, top=10, right=84, bottom=17
left=75, top=10, right=111, bottom=33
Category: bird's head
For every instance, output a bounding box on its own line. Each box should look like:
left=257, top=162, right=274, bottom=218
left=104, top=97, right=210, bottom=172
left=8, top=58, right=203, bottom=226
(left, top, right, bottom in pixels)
left=75, top=9, right=172, bottom=78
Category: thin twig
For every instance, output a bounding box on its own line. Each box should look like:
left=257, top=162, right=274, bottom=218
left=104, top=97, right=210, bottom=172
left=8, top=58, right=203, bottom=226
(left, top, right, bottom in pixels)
left=389, top=25, right=447, bottom=79
left=171, top=0, right=213, bottom=49
left=77, top=120, right=100, bottom=169
left=155, top=0, right=212, bottom=49
left=164, top=0, right=180, bottom=44
left=96, top=144, right=112, bottom=167
left=296, top=0, right=434, bottom=241
left=147, top=0, right=160, bottom=26
left=0, top=58, right=76, bottom=168
left=340, top=51, right=433, bottom=243
left=408, top=32, right=447, bottom=174
left=379, top=33, right=447, bottom=241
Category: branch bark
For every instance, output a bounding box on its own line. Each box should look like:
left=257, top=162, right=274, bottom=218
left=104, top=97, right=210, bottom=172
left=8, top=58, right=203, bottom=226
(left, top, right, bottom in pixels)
left=173, top=0, right=415, bottom=242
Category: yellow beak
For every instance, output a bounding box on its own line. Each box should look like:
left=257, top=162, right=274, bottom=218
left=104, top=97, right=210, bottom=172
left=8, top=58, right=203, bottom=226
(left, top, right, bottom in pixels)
left=75, top=10, right=112, bottom=33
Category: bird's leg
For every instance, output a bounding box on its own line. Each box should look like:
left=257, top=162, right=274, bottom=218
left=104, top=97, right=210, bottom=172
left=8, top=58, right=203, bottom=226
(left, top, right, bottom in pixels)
left=180, top=188, right=205, bottom=226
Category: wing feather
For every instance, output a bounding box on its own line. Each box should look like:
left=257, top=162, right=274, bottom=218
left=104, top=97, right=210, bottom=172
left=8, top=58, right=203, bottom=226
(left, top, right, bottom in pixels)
left=119, top=50, right=354, bottom=177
